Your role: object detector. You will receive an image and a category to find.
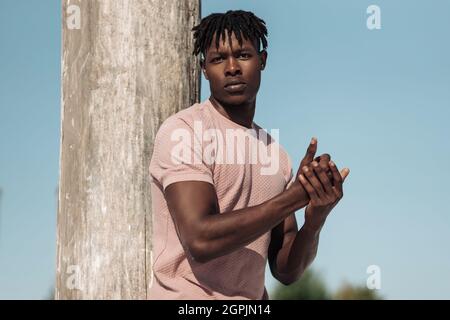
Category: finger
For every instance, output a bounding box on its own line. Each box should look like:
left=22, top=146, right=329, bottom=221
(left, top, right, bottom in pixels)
left=329, top=161, right=350, bottom=198
left=329, top=162, right=350, bottom=182
left=317, top=153, right=333, bottom=183
left=299, top=174, right=319, bottom=202
left=340, top=168, right=350, bottom=182
left=318, top=154, right=330, bottom=169
left=312, top=161, right=333, bottom=195
left=302, top=165, right=326, bottom=198
left=300, top=137, right=317, bottom=168
left=329, top=161, right=343, bottom=195
left=315, top=153, right=330, bottom=165
left=313, top=153, right=331, bottom=172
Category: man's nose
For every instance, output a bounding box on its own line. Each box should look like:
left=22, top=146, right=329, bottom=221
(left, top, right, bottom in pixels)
left=224, top=57, right=241, bottom=76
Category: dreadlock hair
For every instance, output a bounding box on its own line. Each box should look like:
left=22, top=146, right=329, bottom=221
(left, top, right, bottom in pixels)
left=192, top=10, right=268, bottom=60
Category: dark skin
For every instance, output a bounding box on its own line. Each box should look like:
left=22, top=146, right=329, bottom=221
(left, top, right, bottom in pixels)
left=202, top=33, right=265, bottom=128
left=164, top=31, right=350, bottom=285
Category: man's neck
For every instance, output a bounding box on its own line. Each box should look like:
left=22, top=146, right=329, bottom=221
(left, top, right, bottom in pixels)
left=209, top=96, right=256, bottom=129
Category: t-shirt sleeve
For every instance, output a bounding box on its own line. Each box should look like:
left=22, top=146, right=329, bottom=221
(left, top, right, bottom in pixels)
left=150, top=117, right=214, bottom=190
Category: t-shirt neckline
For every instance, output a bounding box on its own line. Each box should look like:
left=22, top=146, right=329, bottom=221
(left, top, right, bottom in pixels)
left=205, top=98, right=256, bottom=130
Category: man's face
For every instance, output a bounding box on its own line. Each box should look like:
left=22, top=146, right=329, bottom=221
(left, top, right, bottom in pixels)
left=202, top=31, right=267, bottom=106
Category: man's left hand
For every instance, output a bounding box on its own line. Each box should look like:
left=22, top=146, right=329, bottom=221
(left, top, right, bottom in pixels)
left=299, top=158, right=350, bottom=232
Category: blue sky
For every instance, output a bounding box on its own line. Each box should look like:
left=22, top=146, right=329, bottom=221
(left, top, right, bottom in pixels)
left=1, top=0, right=449, bottom=299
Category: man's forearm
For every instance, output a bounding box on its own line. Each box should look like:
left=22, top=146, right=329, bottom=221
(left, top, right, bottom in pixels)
left=191, top=185, right=309, bottom=262
left=273, top=222, right=323, bottom=284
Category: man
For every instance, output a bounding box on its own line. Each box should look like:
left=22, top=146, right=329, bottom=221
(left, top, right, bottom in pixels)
left=148, top=10, right=349, bottom=300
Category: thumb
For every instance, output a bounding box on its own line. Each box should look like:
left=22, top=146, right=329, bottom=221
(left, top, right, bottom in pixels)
left=340, top=168, right=350, bottom=182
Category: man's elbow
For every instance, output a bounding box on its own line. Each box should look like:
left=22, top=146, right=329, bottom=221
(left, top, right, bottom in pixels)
left=186, top=239, right=213, bottom=263
left=276, top=274, right=298, bottom=286
left=275, top=268, right=304, bottom=286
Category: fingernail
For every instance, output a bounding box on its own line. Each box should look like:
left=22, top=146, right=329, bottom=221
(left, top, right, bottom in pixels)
left=312, top=162, right=318, bottom=167
left=299, top=174, right=305, bottom=181
left=330, top=161, right=335, bottom=167
left=303, top=166, right=309, bottom=172
left=311, top=137, right=316, bottom=144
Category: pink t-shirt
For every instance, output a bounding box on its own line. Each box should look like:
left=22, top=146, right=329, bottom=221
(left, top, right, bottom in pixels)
left=148, top=98, right=294, bottom=300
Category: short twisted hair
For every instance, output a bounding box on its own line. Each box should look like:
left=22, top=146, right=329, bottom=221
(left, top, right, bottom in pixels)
left=192, top=10, right=268, bottom=58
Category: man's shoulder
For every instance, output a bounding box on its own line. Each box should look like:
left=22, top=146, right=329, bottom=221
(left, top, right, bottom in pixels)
left=158, top=100, right=211, bottom=132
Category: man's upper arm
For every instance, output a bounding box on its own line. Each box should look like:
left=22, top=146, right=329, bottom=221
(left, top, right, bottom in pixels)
left=164, top=181, right=219, bottom=258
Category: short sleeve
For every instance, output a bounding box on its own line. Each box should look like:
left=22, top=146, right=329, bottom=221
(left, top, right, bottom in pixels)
left=150, top=117, right=214, bottom=190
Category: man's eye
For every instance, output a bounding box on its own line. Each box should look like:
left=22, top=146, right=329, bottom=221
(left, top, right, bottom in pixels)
left=239, top=53, right=251, bottom=59
left=211, top=57, right=223, bottom=63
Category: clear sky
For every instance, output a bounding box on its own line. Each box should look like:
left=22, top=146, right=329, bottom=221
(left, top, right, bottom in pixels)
left=1, top=0, right=449, bottom=299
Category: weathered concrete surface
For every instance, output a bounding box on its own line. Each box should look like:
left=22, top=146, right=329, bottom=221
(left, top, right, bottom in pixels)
left=56, top=0, right=200, bottom=299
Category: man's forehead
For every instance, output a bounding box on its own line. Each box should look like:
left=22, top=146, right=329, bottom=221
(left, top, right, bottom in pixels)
left=206, top=32, right=258, bottom=54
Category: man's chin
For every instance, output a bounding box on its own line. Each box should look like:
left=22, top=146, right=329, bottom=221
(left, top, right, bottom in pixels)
left=217, top=93, right=251, bottom=106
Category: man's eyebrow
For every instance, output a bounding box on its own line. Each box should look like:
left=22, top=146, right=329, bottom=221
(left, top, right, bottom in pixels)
left=207, top=46, right=255, bottom=55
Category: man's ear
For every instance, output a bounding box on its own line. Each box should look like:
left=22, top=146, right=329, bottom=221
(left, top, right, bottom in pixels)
left=259, top=50, right=268, bottom=71
left=201, top=59, right=209, bottom=80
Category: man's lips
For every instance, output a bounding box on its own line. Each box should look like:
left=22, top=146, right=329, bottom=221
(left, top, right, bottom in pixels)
left=224, top=82, right=247, bottom=93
